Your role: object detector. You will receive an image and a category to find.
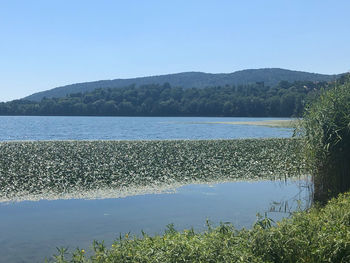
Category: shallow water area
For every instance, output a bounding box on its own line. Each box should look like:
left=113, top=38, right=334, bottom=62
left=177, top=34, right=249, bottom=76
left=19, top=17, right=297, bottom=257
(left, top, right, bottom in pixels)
left=0, top=180, right=309, bottom=263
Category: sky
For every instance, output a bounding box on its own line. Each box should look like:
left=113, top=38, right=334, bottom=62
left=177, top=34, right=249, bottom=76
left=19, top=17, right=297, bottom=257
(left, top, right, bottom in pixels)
left=0, top=0, right=349, bottom=102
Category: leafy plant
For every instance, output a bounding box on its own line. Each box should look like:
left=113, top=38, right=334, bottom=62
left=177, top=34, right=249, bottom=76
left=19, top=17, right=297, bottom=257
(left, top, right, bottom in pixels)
left=50, top=192, right=350, bottom=263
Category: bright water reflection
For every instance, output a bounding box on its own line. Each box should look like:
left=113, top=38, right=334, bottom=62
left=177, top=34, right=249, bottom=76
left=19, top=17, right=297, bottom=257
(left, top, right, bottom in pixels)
left=0, top=180, right=309, bottom=263
left=0, top=116, right=292, bottom=141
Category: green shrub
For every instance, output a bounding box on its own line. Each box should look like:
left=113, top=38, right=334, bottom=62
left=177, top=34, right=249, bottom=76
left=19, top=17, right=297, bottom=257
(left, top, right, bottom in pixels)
left=50, top=192, right=350, bottom=263
left=250, top=192, right=350, bottom=263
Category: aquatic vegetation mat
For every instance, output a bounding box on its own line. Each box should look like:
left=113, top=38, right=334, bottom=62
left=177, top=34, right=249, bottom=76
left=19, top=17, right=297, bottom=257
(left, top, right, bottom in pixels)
left=0, top=138, right=305, bottom=202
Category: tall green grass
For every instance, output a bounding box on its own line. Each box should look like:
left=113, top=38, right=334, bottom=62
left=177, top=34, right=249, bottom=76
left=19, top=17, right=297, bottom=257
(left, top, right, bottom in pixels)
left=298, top=76, right=350, bottom=202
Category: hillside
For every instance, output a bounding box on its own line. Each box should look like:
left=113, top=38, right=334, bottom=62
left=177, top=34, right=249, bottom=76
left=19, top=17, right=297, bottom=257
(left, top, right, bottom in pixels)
left=23, top=68, right=338, bottom=101
left=1, top=80, right=332, bottom=117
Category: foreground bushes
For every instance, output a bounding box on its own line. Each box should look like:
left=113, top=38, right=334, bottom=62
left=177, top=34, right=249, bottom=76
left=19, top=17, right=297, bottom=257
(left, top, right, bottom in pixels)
left=250, top=192, right=350, bottom=262
left=52, top=192, right=350, bottom=263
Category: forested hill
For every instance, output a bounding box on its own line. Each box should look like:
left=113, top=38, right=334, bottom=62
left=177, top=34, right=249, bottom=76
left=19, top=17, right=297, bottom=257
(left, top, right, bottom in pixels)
left=23, top=68, right=338, bottom=101
left=1, top=80, right=334, bottom=117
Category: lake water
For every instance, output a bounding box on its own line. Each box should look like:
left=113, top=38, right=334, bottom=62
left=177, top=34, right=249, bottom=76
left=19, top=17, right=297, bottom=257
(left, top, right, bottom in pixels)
left=0, top=180, right=310, bottom=263
left=0, top=116, right=293, bottom=141
left=0, top=116, right=300, bottom=262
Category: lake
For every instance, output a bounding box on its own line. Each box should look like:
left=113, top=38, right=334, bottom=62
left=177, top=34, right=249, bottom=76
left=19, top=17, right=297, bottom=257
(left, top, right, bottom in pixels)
left=0, top=180, right=310, bottom=263
left=0, top=116, right=302, bottom=262
left=0, top=116, right=293, bottom=141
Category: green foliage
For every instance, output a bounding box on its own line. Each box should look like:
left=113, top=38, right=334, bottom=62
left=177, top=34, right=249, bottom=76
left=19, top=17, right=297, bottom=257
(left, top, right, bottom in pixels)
left=0, top=80, right=329, bottom=117
left=249, top=192, right=350, bottom=263
left=50, top=192, right=350, bottom=263
left=298, top=75, right=350, bottom=202
left=0, top=138, right=305, bottom=202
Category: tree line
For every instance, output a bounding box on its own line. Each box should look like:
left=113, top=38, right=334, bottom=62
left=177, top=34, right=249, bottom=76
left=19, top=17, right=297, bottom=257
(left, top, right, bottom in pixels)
left=0, top=80, right=332, bottom=117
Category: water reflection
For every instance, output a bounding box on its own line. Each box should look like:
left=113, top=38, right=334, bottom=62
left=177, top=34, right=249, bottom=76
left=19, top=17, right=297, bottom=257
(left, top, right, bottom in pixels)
left=267, top=179, right=312, bottom=215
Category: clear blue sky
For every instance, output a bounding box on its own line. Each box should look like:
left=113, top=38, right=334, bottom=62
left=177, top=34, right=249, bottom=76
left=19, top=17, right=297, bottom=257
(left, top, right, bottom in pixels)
left=1, top=0, right=349, bottom=102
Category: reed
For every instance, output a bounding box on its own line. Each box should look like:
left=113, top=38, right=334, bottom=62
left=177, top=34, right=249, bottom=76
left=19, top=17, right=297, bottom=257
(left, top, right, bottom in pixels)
left=297, top=75, right=350, bottom=202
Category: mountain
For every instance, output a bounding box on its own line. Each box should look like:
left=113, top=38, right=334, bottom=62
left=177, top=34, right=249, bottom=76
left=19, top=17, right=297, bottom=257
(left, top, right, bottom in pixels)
left=23, top=68, right=338, bottom=101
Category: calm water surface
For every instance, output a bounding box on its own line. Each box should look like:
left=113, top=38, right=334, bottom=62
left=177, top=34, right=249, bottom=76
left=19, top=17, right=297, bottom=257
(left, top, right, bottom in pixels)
left=0, top=180, right=309, bottom=263
left=0, top=116, right=298, bottom=262
left=0, top=116, right=292, bottom=141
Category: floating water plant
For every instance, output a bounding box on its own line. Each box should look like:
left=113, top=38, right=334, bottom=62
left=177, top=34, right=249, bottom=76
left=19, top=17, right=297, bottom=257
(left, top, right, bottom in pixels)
left=0, top=138, right=306, bottom=202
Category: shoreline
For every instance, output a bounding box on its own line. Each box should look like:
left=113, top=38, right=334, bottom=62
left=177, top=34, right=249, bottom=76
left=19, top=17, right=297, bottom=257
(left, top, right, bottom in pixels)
left=199, top=119, right=298, bottom=128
